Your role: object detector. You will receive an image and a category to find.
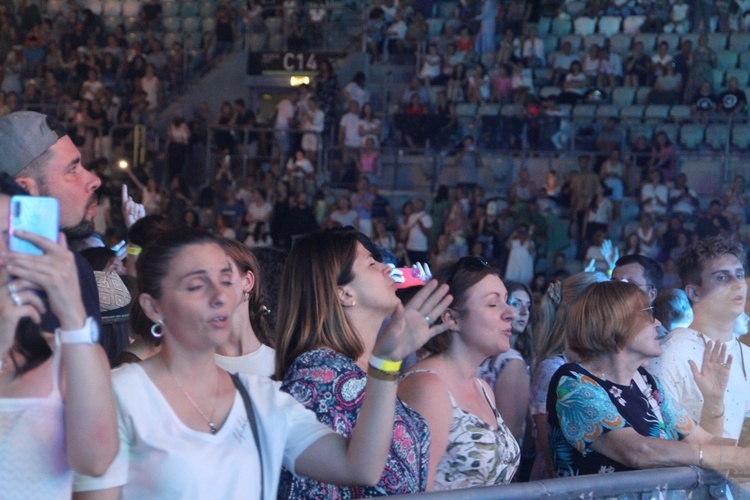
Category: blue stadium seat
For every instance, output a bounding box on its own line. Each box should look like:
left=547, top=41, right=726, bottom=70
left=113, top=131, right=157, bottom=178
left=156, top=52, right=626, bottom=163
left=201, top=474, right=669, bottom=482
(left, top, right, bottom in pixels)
left=622, top=15, right=646, bottom=35
left=669, top=105, right=692, bottom=122
left=598, top=16, right=622, bottom=37
left=679, top=123, right=705, bottom=149
left=560, top=34, right=582, bottom=51
left=573, top=16, right=596, bottom=35
left=706, top=123, right=730, bottom=150
left=726, top=68, right=750, bottom=86
left=730, top=32, right=750, bottom=52
left=551, top=17, right=572, bottom=36
left=708, top=33, right=728, bottom=52
left=596, top=104, right=619, bottom=118
left=612, top=86, right=636, bottom=107
left=635, top=86, right=651, bottom=105
left=644, top=105, right=670, bottom=123
left=633, top=32, right=657, bottom=51
left=716, top=51, right=739, bottom=72
left=731, top=123, right=750, bottom=149
left=610, top=33, right=633, bottom=54
left=583, top=34, right=606, bottom=50
left=426, top=18, right=444, bottom=38
left=537, top=16, right=552, bottom=35
left=163, top=16, right=181, bottom=33
left=620, top=104, right=645, bottom=120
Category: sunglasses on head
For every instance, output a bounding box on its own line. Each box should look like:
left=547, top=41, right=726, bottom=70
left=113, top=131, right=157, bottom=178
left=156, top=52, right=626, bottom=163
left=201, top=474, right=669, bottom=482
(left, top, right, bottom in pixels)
left=445, top=256, right=489, bottom=285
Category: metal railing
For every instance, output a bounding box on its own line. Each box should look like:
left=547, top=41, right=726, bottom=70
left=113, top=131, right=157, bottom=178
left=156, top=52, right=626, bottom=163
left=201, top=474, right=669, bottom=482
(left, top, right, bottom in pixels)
left=390, top=467, right=737, bottom=499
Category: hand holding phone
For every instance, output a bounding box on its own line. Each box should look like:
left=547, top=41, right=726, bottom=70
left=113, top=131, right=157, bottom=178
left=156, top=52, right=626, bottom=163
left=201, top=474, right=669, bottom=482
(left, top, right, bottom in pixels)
left=8, top=196, right=59, bottom=255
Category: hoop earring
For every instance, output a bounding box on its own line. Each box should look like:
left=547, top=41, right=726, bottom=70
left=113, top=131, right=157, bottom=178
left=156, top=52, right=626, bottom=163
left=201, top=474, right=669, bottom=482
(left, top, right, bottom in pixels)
left=151, top=319, right=164, bottom=338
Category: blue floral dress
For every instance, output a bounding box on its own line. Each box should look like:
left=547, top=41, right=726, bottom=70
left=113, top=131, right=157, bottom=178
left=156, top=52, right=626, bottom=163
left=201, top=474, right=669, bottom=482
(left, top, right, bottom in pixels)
left=278, top=348, right=430, bottom=499
left=547, top=363, right=694, bottom=477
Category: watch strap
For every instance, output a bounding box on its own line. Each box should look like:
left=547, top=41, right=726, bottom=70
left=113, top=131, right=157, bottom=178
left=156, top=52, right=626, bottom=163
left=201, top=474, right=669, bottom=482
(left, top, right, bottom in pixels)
left=56, top=317, right=99, bottom=344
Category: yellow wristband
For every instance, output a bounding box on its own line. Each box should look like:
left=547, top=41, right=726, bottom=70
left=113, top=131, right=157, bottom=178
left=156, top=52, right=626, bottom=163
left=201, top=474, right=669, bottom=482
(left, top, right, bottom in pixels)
left=369, top=355, right=402, bottom=374
left=127, top=244, right=142, bottom=256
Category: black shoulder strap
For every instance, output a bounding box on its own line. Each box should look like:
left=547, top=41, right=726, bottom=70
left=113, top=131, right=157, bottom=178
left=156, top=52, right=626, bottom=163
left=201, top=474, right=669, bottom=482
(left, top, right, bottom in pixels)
left=231, top=373, right=264, bottom=498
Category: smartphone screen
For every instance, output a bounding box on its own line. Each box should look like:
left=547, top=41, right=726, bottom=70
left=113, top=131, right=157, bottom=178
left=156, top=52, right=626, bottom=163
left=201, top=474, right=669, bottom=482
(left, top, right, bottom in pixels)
left=8, top=195, right=60, bottom=255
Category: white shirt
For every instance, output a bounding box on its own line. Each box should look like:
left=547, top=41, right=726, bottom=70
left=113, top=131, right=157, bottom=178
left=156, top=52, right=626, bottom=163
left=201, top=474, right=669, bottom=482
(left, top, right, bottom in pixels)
left=669, top=186, right=698, bottom=216
left=641, top=183, right=669, bottom=216
left=215, top=344, right=276, bottom=378
left=275, top=99, right=296, bottom=129
left=339, top=112, right=361, bottom=148
left=343, top=82, right=370, bottom=109
left=522, top=37, right=545, bottom=63
left=649, top=328, right=750, bottom=440
left=74, top=364, right=332, bottom=499
left=406, top=211, right=432, bottom=252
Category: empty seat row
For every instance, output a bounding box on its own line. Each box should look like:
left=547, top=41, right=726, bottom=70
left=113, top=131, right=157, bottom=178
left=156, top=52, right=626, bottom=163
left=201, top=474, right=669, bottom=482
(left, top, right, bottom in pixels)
left=537, top=14, right=750, bottom=52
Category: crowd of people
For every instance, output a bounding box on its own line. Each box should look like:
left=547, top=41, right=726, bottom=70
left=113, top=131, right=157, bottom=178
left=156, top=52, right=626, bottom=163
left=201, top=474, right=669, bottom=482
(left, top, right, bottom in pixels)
left=3, top=108, right=750, bottom=500
left=6, top=0, right=750, bottom=498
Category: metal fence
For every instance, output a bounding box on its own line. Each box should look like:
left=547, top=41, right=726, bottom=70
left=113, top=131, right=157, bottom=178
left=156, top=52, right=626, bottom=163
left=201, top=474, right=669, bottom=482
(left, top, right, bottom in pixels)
left=390, top=467, right=741, bottom=499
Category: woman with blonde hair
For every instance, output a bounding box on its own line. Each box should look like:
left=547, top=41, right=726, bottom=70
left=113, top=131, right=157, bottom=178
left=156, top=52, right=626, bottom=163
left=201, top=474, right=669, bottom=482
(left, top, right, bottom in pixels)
left=528, top=271, right=608, bottom=479
left=276, top=228, right=453, bottom=498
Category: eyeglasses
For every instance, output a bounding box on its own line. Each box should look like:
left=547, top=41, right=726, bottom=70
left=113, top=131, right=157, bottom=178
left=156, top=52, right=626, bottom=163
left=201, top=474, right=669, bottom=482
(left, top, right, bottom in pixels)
left=641, top=306, right=655, bottom=323
left=445, top=256, right=489, bottom=286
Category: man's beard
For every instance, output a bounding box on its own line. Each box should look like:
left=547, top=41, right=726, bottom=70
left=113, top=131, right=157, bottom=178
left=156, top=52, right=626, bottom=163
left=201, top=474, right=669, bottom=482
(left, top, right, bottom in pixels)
left=38, top=182, right=97, bottom=240
left=63, top=218, right=96, bottom=240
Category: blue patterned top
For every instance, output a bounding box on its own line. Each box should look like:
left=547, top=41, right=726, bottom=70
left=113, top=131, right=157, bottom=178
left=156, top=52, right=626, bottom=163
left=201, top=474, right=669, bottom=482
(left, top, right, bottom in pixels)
left=278, top=348, right=430, bottom=499
left=547, top=363, right=694, bottom=477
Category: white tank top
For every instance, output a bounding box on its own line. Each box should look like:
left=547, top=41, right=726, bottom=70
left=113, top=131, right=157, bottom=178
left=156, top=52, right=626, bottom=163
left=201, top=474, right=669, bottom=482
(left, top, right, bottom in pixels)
left=0, top=343, right=70, bottom=499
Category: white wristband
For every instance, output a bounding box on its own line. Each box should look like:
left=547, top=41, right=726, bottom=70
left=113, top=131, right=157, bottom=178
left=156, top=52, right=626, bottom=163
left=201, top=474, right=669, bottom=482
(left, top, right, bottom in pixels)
left=56, top=317, right=99, bottom=344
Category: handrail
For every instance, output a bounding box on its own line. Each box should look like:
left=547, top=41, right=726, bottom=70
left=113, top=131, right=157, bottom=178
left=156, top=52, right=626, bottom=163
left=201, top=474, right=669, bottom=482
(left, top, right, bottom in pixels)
left=389, top=467, right=732, bottom=499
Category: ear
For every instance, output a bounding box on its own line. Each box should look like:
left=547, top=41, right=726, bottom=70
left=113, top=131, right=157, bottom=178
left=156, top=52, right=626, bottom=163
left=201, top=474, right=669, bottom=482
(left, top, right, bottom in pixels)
left=14, top=176, right=40, bottom=195
left=685, top=284, right=699, bottom=303
left=647, top=287, right=658, bottom=304
left=441, top=308, right=459, bottom=329
left=242, top=270, right=255, bottom=295
left=139, top=293, right=162, bottom=323
left=337, top=286, right=356, bottom=307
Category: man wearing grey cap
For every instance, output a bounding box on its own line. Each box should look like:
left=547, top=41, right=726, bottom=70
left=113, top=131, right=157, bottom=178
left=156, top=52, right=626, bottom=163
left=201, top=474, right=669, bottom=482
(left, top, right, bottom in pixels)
left=0, top=111, right=102, bottom=331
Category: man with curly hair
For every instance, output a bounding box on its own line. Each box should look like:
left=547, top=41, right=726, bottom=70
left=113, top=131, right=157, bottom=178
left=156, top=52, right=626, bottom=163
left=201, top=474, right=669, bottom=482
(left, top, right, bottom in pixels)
left=650, top=236, right=750, bottom=441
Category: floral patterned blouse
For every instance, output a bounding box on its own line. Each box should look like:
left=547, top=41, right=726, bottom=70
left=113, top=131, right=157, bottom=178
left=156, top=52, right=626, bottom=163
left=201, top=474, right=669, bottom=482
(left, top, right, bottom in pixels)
left=278, top=348, right=429, bottom=499
left=405, top=370, right=520, bottom=490
left=548, top=363, right=695, bottom=477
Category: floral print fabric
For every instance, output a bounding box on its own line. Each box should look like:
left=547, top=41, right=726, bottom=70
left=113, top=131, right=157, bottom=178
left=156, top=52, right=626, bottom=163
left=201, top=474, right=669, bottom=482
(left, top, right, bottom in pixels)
left=405, top=370, right=520, bottom=490
left=548, top=363, right=694, bottom=477
left=278, top=348, right=429, bottom=499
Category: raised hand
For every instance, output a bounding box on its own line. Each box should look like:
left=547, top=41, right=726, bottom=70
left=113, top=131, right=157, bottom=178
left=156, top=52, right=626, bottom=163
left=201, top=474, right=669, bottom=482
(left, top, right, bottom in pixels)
left=5, top=231, right=86, bottom=330
left=373, top=280, right=453, bottom=361
left=601, top=239, right=620, bottom=271
left=121, top=184, right=146, bottom=228
left=689, top=340, right=732, bottom=412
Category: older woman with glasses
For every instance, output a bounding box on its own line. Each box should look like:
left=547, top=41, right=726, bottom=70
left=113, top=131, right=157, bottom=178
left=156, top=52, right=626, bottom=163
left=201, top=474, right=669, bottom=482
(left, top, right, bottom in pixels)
left=398, top=257, right=520, bottom=490
left=547, top=280, right=747, bottom=477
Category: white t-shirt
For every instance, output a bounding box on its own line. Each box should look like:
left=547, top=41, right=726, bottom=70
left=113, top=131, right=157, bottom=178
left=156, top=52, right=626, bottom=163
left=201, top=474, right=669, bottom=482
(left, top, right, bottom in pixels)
left=406, top=211, right=432, bottom=252
left=74, top=364, right=332, bottom=499
left=275, top=99, right=296, bottom=129
left=669, top=187, right=698, bottom=216
left=215, top=344, right=276, bottom=378
left=649, top=328, right=750, bottom=440
left=339, top=112, right=361, bottom=148
left=641, top=183, right=669, bottom=216
left=343, top=82, right=370, bottom=109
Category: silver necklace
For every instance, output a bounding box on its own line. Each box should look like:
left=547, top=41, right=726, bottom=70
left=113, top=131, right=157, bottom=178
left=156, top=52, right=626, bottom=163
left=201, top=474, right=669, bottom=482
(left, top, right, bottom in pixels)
left=161, top=356, right=220, bottom=434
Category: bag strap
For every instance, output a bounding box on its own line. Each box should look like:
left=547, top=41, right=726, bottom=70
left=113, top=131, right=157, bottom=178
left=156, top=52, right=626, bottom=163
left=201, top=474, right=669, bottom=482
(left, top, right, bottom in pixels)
left=231, top=373, right=264, bottom=498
